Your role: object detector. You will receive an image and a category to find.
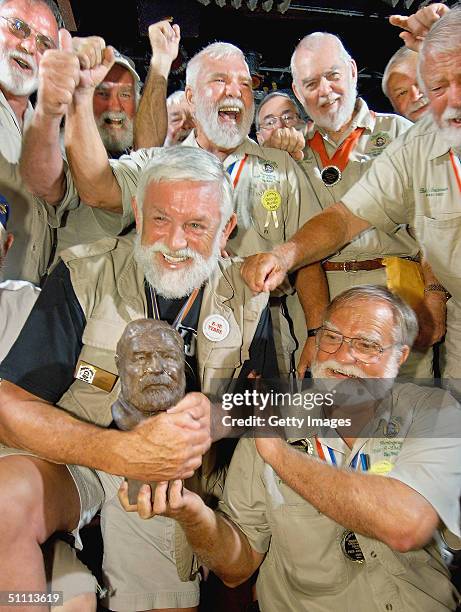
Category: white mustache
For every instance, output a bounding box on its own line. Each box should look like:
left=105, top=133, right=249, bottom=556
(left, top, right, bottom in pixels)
left=148, top=242, right=200, bottom=261
left=217, top=97, right=245, bottom=112
left=319, top=94, right=340, bottom=107
left=408, top=97, right=428, bottom=113
left=315, top=358, right=368, bottom=378
left=441, top=106, right=461, bottom=121
left=100, top=111, right=127, bottom=123
left=9, top=50, right=37, bottom=75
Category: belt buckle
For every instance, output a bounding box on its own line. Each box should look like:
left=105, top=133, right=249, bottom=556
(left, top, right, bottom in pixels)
left=344, top=260, right=358, bottom=273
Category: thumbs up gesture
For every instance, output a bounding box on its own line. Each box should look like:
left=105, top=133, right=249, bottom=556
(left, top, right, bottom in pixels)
left=36, top=29, right=115, bottom=117
left=36, top=29, right=80, bottom=117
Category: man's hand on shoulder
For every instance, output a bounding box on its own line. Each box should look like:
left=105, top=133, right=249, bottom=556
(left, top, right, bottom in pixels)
left=259, top=127, right=305, bottom=161
left=240, top=251, right=289, bottom=293
left=389, top=3, right=449, bottom=51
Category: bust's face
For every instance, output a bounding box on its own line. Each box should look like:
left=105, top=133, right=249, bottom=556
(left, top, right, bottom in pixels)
left=118, top=326, right=185, bottom=414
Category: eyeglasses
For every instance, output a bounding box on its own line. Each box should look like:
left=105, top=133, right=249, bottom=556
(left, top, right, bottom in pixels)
left=1, top=16, right=57, bottom=54
left=316, top=327, right=396, bottom=364
left=259, top=112, right=302, bottom=130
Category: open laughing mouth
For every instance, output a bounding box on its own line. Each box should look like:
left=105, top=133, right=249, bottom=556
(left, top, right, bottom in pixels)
left=218, top=106, right=241, bottom=122
left=327, top=368, right=359, bottom=379
left=159, top=253, right=192, bottom=267
left=104, top=117, right=125, bottom=128
left=11, top=55, right=32, bottom=71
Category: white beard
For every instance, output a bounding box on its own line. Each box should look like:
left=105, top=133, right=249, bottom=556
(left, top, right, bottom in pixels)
left=194, top=95, right=254, bottom=149
left=0, top=49, right=38, bottom=97
left=96, top=111, right=134, bottom=154
left=435, top=106, right=461, bottom=150
left=134, top=236, right=221, bottom=299
left=311, top=353, right=400, bottom=405
left=309, top=81, right=357, bottom=133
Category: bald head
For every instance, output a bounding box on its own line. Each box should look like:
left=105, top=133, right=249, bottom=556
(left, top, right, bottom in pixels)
left=115, top=319, right=186, bottom=415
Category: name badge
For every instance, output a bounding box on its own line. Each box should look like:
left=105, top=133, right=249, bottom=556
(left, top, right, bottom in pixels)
left=74, top=360, right=118, bottom=392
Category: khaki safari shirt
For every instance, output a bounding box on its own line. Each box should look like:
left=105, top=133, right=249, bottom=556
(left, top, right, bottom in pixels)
left=219, top=383, right=461, bottom=611
left=108, top=135, right=322, bottom=257
left=342, top=114, right=461, bottom=304
left=300, top=98, right=418, bottom=262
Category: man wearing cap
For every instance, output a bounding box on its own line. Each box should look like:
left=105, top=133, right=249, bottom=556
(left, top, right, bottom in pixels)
left=382, top=46, right=429, bottom=123
left=51, top=44, right=143, bottom=256
left=21, top=28, right=328, bottom=378
left=121, top=285, right=461, bottom=612
left=0, top=197, right=37, bottom=361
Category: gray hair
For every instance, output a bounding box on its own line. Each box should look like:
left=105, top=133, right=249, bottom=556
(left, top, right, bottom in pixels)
left=382, top=46, right=418, bottom=100
left=135, top=146, right=234, bottom=227
left=290, top=32, right=353, bottom=84
left=186, top=42, right=248, bottom=90
left=324, top=285, right=419, bottom=349
left=419, top=5, right=461, bottom=90
left=0, top=0, right=64, bottom=28
left=255, top=91, right=305, bottom=130
left=167, top=90, right=186, bottom=107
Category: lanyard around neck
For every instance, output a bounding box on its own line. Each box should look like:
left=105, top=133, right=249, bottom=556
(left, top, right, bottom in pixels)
left=308, top=127, right=365, bottom=172
left=148, top=285, right=200, bottom=330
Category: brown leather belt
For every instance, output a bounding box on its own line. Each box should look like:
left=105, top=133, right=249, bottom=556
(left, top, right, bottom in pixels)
left=322, top=258, right=384, bottom=272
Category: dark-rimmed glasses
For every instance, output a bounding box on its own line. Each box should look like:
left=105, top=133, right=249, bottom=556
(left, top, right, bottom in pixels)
left=1, top=16, right=56, bottom=54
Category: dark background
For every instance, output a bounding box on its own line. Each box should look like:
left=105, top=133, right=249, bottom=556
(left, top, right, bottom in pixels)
left=62, top=0, right=452, bottom=114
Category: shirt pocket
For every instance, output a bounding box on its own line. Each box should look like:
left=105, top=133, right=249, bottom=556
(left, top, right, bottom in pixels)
left=414, top=214, right=461, bottom=283
left=268, top=481, right=349, bottom=594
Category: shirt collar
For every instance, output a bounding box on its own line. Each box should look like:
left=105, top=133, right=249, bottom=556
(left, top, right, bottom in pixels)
left=307, top=97, right=374, bottom=145
left=182, top=131, right=264, bottom=168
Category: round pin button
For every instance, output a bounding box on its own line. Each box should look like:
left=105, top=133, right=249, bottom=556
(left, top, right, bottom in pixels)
left=202, top=315, right=230, bottom=342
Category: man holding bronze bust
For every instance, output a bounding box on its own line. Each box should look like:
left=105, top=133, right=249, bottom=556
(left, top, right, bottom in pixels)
left=0, top=145, right=276, bottom=610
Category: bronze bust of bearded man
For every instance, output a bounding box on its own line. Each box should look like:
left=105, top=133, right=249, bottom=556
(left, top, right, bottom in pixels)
left=112, top=318, right=186, bottom=502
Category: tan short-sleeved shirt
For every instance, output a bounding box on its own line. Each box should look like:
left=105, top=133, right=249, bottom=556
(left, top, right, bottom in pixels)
left=341, top=115, right=461, bottom=302
left=0, top=92, right=60, bottom=282
left=300, top=98, right=418, bottom=261
left=55, top=163, right=131, bottom=255
left=219, top=383, right=461, bottom=611
left=110, top=135, right=322, bottom=257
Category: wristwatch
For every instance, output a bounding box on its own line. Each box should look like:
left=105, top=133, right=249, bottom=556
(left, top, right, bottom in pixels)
left=424, top=284, right=451, bottom=301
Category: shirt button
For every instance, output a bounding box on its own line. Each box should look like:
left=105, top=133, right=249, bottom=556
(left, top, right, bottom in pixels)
left=385, top=604, right=393, bottom=610
left=32, top=244, right=36, bottom=252
left=370, top=551, right=377, bottom=558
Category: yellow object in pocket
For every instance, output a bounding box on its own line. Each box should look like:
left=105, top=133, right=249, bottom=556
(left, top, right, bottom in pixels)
left=382, top=256, right=425, bottom=309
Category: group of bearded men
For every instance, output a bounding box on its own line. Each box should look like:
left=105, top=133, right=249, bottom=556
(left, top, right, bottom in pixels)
left=0, top=0, right=461, bottom=611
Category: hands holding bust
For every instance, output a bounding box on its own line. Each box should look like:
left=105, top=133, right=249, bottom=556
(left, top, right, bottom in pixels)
left=112, top=319, right=210, bottom=504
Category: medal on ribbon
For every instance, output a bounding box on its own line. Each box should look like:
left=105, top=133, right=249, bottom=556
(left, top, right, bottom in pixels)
left=321, top=165, right=341, bottom=186
left=261, top=189, right=281, bottom=229
left=341, top=531, right=365, bottom=563
left=309, top=127, right=365, bottom=187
